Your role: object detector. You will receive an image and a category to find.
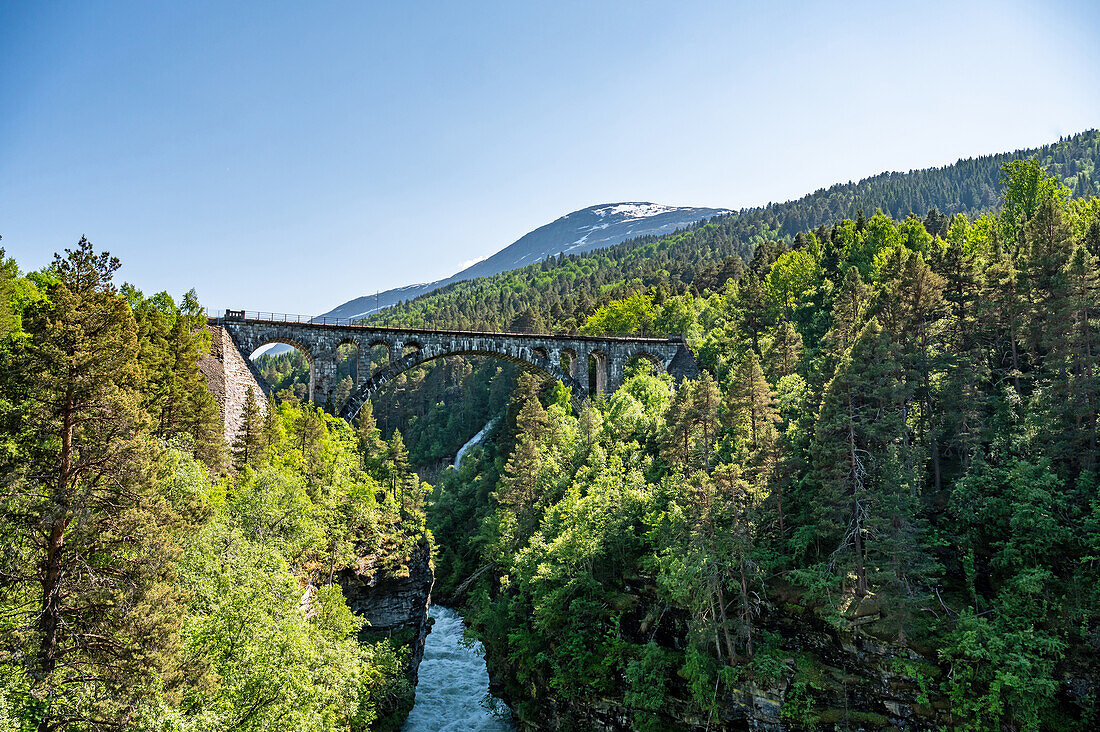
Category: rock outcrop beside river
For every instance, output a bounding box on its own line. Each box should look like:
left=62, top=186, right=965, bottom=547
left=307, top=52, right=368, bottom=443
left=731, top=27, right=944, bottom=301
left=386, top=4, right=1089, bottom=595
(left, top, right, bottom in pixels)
left=339, top=544, right=434, bottom=725
left=484, top=593, right=957, bottom=731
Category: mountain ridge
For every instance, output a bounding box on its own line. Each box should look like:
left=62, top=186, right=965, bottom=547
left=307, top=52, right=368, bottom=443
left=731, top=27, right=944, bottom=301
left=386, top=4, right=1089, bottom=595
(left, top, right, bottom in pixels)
left=326, top=130, right=1099, bottom=323
left=321, top=202, right=731, bottom=320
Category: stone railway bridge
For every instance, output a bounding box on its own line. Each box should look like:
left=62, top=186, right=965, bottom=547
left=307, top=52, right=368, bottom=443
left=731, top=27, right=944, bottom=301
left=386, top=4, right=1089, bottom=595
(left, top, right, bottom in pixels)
left=206, top=311, right=700, bottom=423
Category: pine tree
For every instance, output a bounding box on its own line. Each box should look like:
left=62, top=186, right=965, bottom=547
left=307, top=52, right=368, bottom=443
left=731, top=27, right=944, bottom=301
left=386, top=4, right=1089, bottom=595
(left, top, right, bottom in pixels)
left=826, top=266, right=868, bottom=356
left=725, top=353, right=784, bottom=531
left=724, top=352, right=781, bottom=455
left=357, top=400, right=386, bottom=476
left=0, top=239, right=184, bottom=729
left=165, top=309, right=223, bottom=467
left=764, top=319, right=803, bottom=380
left=878, top=249, right=946, bottom=489
left=690, top=372, right=721, bottom=472
left=1021, top=193, right=1075, bottom=370
left=232, top=386, right=267, bottom=471
left=497, top=392, right=549, bottom=537
left=293, top=404, right=326, bottom=487
left=980, top=245, right=1026, bottom=392
left=1045, top=245, right=1100, bottom=473
left=935, top=217, right=986, bottom=469
left=384, top=429, right=414, bottom=517
left=661, top=382, right=696, bottom=472
left=811, top=318, right=905, bottom=597
left=736, top=274, right=769, bottom=355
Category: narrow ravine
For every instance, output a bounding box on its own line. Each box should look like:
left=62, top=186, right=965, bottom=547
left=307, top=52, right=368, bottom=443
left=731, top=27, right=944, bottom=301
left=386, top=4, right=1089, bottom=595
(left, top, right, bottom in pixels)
left=402, top=605, right=514, bottom=731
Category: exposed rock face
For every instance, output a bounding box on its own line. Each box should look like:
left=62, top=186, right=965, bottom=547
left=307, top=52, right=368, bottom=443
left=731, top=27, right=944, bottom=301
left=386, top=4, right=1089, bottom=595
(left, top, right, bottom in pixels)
left=338, top=545, right=434, bottom=686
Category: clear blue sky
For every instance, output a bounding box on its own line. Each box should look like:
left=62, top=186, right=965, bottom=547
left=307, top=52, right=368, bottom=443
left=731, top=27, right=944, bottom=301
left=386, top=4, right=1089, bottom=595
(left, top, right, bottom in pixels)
left=2, top=1, right=1099, bottom=315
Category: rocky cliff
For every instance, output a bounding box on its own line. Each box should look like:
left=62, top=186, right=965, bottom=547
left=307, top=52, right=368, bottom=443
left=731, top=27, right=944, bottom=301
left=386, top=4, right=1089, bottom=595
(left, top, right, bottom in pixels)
left=339, top=544, right=434, bottom=726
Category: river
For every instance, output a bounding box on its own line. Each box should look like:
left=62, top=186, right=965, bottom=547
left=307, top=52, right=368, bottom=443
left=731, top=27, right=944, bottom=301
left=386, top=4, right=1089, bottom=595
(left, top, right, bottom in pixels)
left=402, top=605, right=515, bottom=731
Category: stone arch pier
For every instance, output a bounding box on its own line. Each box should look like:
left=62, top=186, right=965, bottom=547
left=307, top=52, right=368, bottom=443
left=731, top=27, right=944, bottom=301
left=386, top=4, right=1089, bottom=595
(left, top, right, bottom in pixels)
left=207, top=313, right=700, bottom=422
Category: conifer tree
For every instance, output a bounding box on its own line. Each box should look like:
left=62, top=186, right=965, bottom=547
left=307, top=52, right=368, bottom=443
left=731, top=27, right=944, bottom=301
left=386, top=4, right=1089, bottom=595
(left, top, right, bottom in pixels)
left=0, top=239, right=183, bottom=729
left=232, top=386, right=266, bottom=471
left=764, top=319, right=803, bottom=380
left=385, top=429, right=413, bottom=516
left=497, top=391, right=550, bottom=538
left=357, top=400, right=386, bottom=475
left=980, top=244, right=1026, bottom=392
left=690, top=372, right=721, bottom=472
left=724, top=352, right=781, bottom=455
left=736, top=274, right=769, bottom=355
left=812, top=318, right=905, bottom=597
left=293, top=404, right=326, bottom=487
left=1045, top=244, right=1100, bottom=472
left=661, top=382, right=696, bottom=472
left=826, top=266, right=868, bottom=356
left=879, top=249, right=946, bottom=488
left=935, top=217, right=986, bottom=469
left=578, top=399, right=603, bottom=455
left=1021, top=193, right=1075, bottom=370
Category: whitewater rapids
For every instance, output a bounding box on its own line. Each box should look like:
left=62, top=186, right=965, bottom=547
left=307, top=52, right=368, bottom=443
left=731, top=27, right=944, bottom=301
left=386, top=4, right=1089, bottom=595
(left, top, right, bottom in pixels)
left=402, top=605, right=514, bottom=731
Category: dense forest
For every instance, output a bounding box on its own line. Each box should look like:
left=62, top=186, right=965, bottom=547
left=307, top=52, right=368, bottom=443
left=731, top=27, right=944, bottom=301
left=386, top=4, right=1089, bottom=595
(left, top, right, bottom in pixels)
left=0, top=241, right=430, bottom=731
left=285, top=130, right=1100, bottom=474
left=423, top=160, right=1100, bottom=729
left=366, top=129, right=1100, bottom=335
left=4, top=138, right=1100, bottom=730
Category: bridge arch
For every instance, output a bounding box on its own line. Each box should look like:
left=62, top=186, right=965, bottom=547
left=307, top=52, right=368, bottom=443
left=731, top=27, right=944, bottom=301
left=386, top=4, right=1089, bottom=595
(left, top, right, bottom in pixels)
left=247, top=337, right=317, bottom=401
left=340, top=346, right=584, bottom=422
left=625, top=349, right=664, bottom=371
left=559, top=348, right=578, bottom=378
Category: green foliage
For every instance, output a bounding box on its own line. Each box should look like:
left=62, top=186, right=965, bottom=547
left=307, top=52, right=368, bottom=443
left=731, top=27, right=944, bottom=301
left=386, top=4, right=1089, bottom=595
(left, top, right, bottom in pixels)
left=427, top=157, right=1100, bottom=729
left=6, top=134, right=1100, bottom=730
left=581, top=289, right=655, bottom=335
left=0, top=241, right=427, bottom=731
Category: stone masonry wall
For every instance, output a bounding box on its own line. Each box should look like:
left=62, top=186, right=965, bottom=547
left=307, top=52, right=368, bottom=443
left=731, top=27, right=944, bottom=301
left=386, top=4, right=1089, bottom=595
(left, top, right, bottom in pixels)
left=198, top=325, right=269, bottom=443
left=211, top=318, right=700, bottom=421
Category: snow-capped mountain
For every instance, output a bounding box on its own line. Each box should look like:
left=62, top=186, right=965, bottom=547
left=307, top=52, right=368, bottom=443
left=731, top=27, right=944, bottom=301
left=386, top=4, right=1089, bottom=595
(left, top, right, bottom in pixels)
left=322, top=202, right=729, bottom=320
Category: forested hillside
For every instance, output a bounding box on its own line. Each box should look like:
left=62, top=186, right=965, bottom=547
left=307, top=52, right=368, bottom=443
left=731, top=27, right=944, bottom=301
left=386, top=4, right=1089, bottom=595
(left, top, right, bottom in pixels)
left=428, top=160, right=1100, bottom=728
left=327, top=131, right=1100, bottom=473
left=368, top=129, right=1100, bottom=334
left=0, top=241, right=430, bottom=730
left=255, top=132, right=1100, bottom=476
left=9, top=140, right=1096, bottom=731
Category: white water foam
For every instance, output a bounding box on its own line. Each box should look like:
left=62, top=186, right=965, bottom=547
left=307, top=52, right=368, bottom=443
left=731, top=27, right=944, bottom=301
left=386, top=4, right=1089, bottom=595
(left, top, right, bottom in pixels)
left=402, top=605, right=514, bottom=732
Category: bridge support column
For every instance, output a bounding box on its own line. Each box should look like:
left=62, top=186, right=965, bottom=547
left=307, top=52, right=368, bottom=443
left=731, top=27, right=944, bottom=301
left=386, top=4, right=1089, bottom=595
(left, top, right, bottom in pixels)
left=357, top=346, right=369, bottom=391
left=588, top=350, right=609, bottom=397
left=575, top=351, right=590, bottom=398
left=312, top=350, right=339, bottom=408
left=608, top=357, right=625, bottom=393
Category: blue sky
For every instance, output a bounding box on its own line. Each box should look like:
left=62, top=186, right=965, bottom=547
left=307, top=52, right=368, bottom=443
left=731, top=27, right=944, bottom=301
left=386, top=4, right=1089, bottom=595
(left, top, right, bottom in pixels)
left=2, top=1, right=1099, bottom=315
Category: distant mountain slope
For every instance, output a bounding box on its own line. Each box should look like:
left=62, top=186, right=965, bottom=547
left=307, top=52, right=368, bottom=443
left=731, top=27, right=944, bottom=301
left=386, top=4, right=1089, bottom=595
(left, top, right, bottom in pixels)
left=328, top=129, right=1099, bottom=323
left=322, top=203, right=730, bottom=320
left=363, top=130, right=1100, bottom=334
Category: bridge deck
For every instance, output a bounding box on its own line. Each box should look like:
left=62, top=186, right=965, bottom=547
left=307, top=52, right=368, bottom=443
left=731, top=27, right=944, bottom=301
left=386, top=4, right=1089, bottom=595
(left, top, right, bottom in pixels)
left=206, top=315, right=684, bottom=344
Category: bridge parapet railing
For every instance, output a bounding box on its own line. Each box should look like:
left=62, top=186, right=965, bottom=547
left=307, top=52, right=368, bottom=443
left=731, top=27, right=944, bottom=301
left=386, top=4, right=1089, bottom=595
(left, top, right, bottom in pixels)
left=206, top=309, right=363, bottom=326
left=205, top=309, right=685, bottom=342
